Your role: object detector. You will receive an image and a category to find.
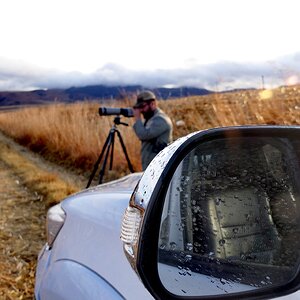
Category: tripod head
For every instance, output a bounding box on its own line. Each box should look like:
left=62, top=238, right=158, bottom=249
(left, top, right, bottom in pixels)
left=113, top=116, right=129, bottom=127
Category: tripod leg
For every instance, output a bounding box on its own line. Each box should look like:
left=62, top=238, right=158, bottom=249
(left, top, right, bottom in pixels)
left=99, top=128, right=118, bottom=184
left=86, top=131, right=112, bottom=188
left=116, top=129, right=135, bottom=173
left=98, top=136, right=113, bottom=184
left=99, top=142, right=112, bottom=184
left=109, top=129, right=115, bottom=170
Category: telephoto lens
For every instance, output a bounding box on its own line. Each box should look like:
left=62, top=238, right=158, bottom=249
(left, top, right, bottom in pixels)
left=120, top=108, right=134, bottom=117
left=99, top=107, right=134, bottom=117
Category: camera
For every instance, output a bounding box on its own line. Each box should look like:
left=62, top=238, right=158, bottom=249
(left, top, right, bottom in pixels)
left=99, top=107, right=134, bottom=118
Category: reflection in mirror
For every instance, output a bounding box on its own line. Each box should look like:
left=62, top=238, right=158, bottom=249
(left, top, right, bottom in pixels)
left=158, top=136, right=300, bottom=297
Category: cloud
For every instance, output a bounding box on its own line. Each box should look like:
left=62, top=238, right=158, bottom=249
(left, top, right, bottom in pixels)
left=1, top=52, right=300, bottom=91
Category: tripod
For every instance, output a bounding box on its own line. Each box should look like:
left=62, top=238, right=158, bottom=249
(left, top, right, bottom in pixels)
left=86, top=116, right=134, bottom=188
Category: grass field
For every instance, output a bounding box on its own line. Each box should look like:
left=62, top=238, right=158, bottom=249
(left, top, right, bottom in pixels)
left=0, top=86, right=299, bottom=182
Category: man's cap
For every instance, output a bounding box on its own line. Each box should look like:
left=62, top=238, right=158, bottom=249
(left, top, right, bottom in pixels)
left=133, top=90, right=156, bottom=108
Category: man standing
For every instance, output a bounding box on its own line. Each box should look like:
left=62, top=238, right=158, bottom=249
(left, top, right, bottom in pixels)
left=133, top=90, right=173, bottom=170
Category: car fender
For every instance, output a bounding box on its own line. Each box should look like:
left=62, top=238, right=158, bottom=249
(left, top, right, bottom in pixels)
left=37, top=259, right=124, bottom=300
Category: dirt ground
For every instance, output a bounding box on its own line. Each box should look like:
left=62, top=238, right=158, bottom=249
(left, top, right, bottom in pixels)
left=0, top=160, right=45, bottom=299
left=0, top=132, right=87, bottom=299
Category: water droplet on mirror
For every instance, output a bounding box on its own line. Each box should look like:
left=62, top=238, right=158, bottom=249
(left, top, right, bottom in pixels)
left=241, top=170, right=248, bottom=177
left=176, top=186, right=183, bottom=192
left=219, top=239, right=226, bottom=246
left=215, top=198, right=222, bottom=205
left=245, top=214, right=250, bottom=221
left=184, top=254, right=192, bottom=262
left=159, top=244, right=166, bottom=250
left=186, top=243, right=193, bottom=251
left=170, top=242, right=177, bottom=250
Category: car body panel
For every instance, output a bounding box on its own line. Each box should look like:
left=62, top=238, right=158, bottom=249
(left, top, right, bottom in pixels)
left=35, top=173, right=154, bottom=300
left=37, top=259, right=123, bottom=300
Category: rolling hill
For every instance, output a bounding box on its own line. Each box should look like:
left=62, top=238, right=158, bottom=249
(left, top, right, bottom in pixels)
left=0, top=85, right=213, bottom=107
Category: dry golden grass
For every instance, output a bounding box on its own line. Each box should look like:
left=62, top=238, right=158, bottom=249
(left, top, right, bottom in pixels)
left=0, top=100, right=140, bottom=181
left=0, top=167, right=40, bottom=299
left=0, top=86, right=299, bottom=182
left=0, top=136, right=81, bottom=299
left=160, top=87, right=300, bottom=139
left=0, top=140, right=80, bottom=208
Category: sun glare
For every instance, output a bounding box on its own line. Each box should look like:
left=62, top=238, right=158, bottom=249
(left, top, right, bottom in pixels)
left=259, top=89, right=273, bottom=100
left=286, top=75, right=299, bottom=86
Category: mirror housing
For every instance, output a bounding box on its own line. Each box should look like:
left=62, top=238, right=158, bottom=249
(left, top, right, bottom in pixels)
left=123, top=125, right=300, bottom=300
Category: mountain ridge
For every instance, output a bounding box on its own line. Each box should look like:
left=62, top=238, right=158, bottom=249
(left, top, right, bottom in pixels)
left=0, top=85, right=213, bottom=106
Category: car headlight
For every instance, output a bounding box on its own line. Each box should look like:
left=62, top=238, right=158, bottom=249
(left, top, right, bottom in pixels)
left=46, top=203, right=66, bottom=248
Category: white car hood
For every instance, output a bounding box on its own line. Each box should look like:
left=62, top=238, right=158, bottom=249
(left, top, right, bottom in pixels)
left=50, top=172, right=154, bottom=299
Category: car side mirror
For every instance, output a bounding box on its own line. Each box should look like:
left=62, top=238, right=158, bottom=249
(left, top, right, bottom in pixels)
left=122, top=126, right=300, bottom=300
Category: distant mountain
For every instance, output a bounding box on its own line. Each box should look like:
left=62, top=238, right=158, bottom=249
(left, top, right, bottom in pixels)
left=67, top=85, right=213, bottom=100
left=0, top=85, right=213, bottom=107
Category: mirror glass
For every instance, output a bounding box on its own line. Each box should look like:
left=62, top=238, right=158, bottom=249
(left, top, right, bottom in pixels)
left=158, top=135, right=300, bottom=297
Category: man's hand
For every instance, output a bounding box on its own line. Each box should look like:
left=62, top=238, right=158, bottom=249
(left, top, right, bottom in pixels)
left=133, top=108, right=142, bottom=120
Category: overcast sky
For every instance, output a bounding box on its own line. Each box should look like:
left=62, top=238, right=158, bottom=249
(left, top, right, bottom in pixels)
left=1, top=0, right=300, bottom=91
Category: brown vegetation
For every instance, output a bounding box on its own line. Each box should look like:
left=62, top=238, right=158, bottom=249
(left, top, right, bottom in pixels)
left=0, top=86, right=299, bottom=182
left=0, top=134, right=81, bottom=299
